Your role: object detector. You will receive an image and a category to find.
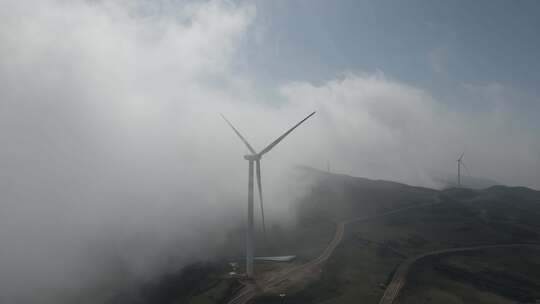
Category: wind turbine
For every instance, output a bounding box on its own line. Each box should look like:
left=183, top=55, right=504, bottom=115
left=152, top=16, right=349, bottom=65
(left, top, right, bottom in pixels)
left=457, top=152, right=465, bottom=187
left=221, top=111, right=316, bottom=278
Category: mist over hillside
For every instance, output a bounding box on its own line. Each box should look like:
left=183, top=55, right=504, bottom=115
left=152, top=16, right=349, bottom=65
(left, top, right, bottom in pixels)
left=429, top=170, right=500, bottom=189
left=1, top=1, right=540, bottom=303
left=108, top=167, right=540, bottom=303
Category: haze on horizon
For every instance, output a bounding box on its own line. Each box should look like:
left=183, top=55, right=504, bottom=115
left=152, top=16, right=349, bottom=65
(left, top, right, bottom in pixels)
left=0, top=0, right=539, bottom=302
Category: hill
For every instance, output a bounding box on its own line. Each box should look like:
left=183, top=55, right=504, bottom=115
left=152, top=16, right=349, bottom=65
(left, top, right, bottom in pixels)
left=263, top=168, right=540, bottom=303
left=112, top=168, right=540, bottom=304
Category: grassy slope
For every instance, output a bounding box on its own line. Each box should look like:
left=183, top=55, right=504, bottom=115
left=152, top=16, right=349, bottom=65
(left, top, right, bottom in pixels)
left=108, top=262, right=241, bottom=304
left=400, top=247, right=540, bottom=303
left=118, top=169, right=540, bottom=304
left=253, top=169, right=540, bottom=304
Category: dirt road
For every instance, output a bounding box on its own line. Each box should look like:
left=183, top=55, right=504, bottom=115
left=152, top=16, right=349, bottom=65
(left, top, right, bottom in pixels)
left=227, top=222, right=345, bottom=304
left=228, top=198, right=540, bottom=304
left=227, top=202, right=437, bottom=304
left=378, top=243, right=540, bottom=304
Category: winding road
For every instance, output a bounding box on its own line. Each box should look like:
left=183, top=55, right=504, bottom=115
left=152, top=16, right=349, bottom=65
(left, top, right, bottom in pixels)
left=227, top=202, right=436, bottom=304
left=378, top=243, right=540, bottom=304
left=227, top=197, right=540, bottom=304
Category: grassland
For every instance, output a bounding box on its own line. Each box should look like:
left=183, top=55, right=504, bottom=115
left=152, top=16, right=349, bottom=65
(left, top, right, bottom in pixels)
left=399, top=247, right=540, bottom=303
left=113, top=169, right=540, bottom=304
left=250, top=170, right=540, bottom=304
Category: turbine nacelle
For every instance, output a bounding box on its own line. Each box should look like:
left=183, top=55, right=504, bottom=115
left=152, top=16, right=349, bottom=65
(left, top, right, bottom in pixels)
left=244, top=154, right=261, bottom=161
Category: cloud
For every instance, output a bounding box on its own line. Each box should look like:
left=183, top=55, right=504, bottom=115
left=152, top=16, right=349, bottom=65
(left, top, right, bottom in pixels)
left=279, top=73, right=456, bottom=184
left=279, top=73, right=540, bottom=189
left=0, top=1, right=261, bottom=302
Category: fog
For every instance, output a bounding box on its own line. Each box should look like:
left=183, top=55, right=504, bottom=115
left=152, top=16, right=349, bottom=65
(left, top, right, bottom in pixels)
left=1, top=1, right=539, bottom=302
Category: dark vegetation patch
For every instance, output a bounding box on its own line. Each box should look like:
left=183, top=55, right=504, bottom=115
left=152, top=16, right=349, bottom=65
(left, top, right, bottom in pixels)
left=454, top=224, right=473, bottom=232
left=126, top=170, right=540, bottom=304
left=434, top=263, right=540, bottom=302
left=442, top=188, right=481, bottom=200
left=402, top=248, right=540, bottom=304
left=109, top=261, right=237, bottom=304
left=487, top=221, right=539, bottom=239
left=405, top=235, right=429, bottom=248
left=140, top=262, right=225, bottom=304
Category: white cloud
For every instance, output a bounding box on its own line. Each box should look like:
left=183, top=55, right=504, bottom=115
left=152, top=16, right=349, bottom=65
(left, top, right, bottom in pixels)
left=279, top=73, right=540, bottom=189
left=0, top=1, right=259, bottom=302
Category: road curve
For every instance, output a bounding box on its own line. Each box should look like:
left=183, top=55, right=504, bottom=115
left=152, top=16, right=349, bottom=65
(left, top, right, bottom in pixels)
left=378, top=243, right=540, bottom=304
left=227, top=202, right=437, bottom=304
left=227, top=222, right=345, bottom=304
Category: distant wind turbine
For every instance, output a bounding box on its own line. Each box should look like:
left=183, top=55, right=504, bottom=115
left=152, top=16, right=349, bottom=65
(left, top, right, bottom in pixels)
left=457, top=152, right=468, bottom=187
left=221, top=111, right=316, bottom=277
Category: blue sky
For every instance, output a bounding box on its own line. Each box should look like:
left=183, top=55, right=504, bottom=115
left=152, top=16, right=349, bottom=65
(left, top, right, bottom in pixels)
left=243, top=0, right=540, bottom=110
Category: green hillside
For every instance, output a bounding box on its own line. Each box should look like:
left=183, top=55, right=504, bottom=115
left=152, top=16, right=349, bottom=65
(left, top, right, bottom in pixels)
left=113, top=169, right=540, bottom=304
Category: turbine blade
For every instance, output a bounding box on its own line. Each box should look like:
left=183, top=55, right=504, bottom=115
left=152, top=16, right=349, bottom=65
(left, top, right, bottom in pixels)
left=458, top=151, right=465, bottom=161
left=220, top=114, right=257, bottom=154
left=461, top=160, right=471, bottom=176
left=259, top=111, right=316, bottom=156
left=256, top=160, right=267, bottom=241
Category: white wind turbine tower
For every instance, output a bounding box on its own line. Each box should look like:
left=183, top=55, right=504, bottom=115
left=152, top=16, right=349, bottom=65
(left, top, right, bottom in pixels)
left=221, top=111, right=316, bottom=278
left=457, top=152, right=470, bottom=187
